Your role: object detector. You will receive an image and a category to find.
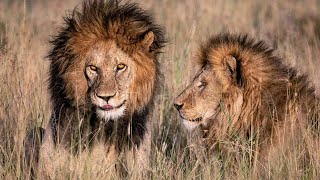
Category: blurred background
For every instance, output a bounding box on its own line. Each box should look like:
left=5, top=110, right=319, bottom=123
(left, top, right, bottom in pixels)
left=0, top=0, right=319, bottom=178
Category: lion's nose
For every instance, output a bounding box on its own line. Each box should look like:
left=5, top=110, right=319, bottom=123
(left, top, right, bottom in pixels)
left=173, top=103, right=183, bottom=111
left=96, top=93, right=116, bottom=103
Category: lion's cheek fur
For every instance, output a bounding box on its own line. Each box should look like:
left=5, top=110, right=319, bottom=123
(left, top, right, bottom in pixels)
left=205, top=88, right=244, bottom=138
left=129, top=53, right=157, bottom=112
left=62, top=60, right=88, bottom=106
left=220, top=89, right=244, bottom=133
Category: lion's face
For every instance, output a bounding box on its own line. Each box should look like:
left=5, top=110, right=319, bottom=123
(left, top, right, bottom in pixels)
left=61, top=31, right=158, bottom=121
left=49, top=1, right=165, bottom=126
left=174, top=55, right=244, bottom=130
left=84, top=41, right=133, bottom=120
left=174, top=66, right=224, bottom=130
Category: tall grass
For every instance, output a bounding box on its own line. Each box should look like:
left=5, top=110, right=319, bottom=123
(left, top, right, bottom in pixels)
left=0, top=0, right=319, bottom=179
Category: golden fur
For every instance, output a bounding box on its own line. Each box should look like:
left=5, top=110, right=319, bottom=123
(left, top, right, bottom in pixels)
left=22, top=0, right=165, bottom=178
left=174, top=33, right=319, bottom=172
left=49, top=0, right=165, bottom=112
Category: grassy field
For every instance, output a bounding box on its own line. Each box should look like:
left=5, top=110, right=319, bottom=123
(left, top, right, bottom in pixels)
left=0, top=0, right=320, bottom=179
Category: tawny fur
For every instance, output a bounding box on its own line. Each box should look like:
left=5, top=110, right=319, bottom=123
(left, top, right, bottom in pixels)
left=25, top=0, right=165, bottom=178
left=175, top=33, right=320, bottom=174
left=198, top=34, right=319, bottom=139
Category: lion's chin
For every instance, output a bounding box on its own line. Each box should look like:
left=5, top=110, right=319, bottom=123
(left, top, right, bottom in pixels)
left=181, top=119, right=201, bottom=131
left=96, top=105, right=126, bottom=121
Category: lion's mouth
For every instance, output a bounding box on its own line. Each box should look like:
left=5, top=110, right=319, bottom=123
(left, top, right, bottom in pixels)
left=190, top=117, right=203, bottom=122
left=183, top=117, right=203, bottom=122
left=179, top=113, right=203, bottom=123
left=98, top=100, right=126, bottom=111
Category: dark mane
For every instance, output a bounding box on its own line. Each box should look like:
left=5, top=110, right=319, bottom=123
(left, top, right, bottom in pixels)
left=197, top=33, right=295, bottom=89
left=45, top=0, right=166, bottom=152
left=48, top=0, right=165, bottom=110
left=198, top=33, right=319, bottom=136
left=198, top=33, right=275, bottom=68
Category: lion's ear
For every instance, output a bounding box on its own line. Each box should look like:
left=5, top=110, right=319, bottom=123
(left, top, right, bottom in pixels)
left=224, top=55, right=242, bottom=86
left=141, top=31, right=154, bottom=50
left=225, top=55, right=237, bottom=74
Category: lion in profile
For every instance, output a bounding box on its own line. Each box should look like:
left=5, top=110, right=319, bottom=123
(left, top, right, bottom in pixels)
left=24, top=0, right=165, bottom=178
left=174, top=33, right=319, bottom=175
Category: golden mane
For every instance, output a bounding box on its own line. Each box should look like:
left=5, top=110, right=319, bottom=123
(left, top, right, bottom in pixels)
left=48, top=0, right=165, bottom=112
left=197, top=33, right=319, bottom=143
left=43, top=0, right=167, bottom=156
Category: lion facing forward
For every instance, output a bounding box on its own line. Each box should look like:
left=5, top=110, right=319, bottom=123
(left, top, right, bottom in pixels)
left=174, top=33, right=319, bottom=176
left=25, top=0, right=165, bottom=178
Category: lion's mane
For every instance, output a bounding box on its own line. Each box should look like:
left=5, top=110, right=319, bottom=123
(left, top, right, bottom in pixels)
left=197, top=33, right=319, bottom=149
left=47, top=0, right=165, bottom=151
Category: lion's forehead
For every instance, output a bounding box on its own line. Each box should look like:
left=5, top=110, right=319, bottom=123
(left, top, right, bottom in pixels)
left=83, top=41, right=133, bottom=70
left=180, top=72, right=222, bottom=104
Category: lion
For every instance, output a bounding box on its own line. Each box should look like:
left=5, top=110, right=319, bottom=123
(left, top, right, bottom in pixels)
left=174, top=33, right=320, bottom=176
left=23, top=0, right=165, bottom=178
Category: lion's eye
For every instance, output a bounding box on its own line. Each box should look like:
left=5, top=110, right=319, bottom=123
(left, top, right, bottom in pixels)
left=89, top=65, right=98, bottom=71
left=198, top=81, right=207, bottom=88
left=116, top=63, right=126, bottom=71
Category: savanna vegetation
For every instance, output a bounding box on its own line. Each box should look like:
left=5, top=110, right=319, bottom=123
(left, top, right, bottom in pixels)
left=0, top=0, right=319, bottom=179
